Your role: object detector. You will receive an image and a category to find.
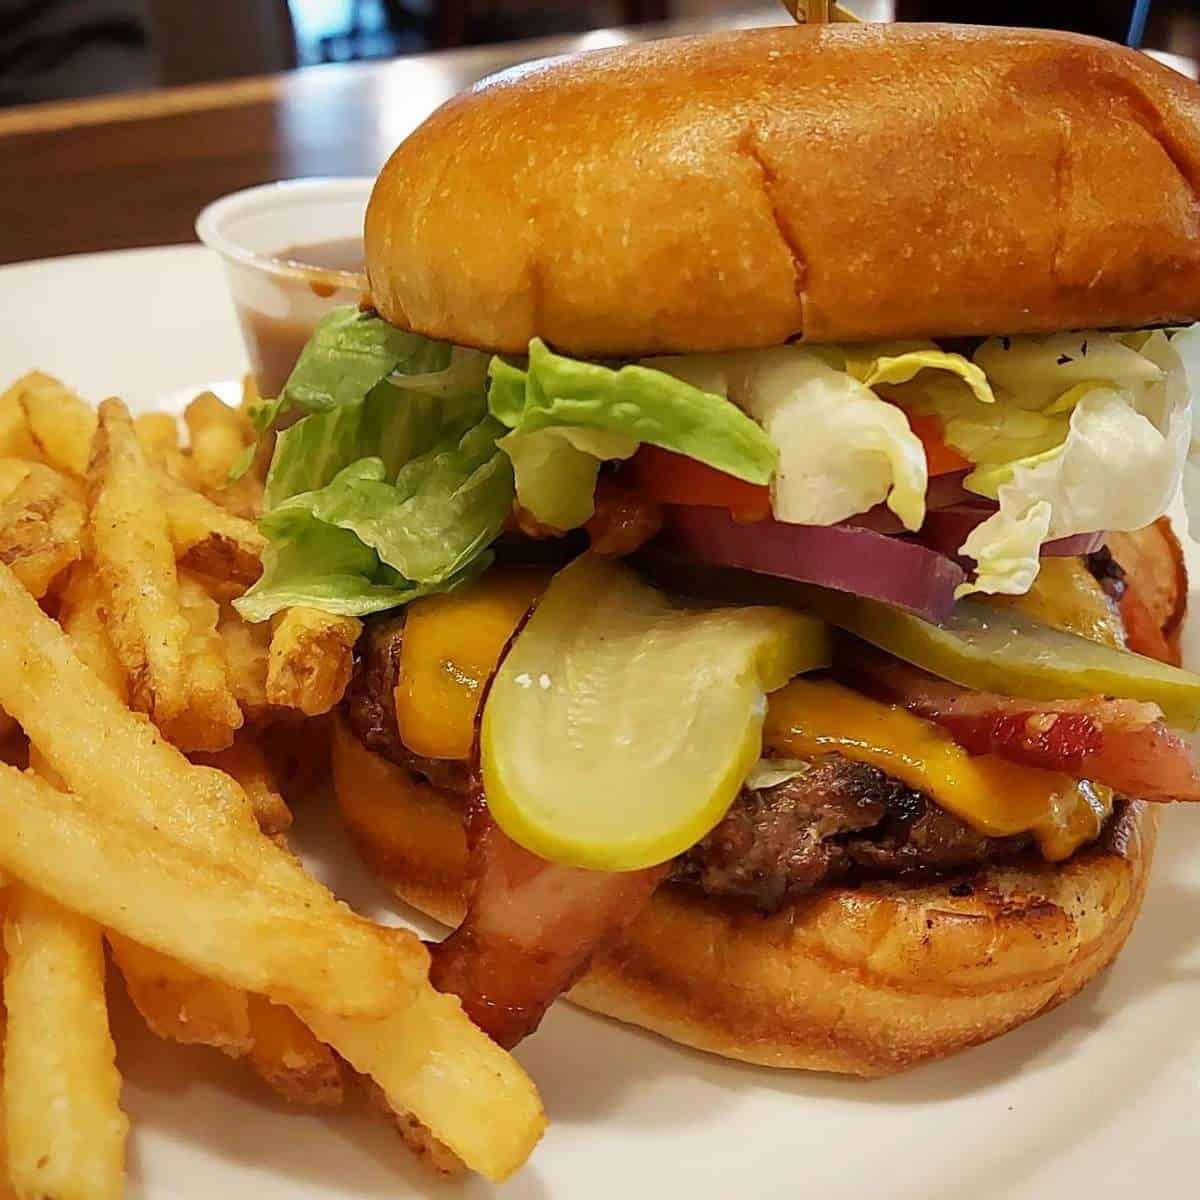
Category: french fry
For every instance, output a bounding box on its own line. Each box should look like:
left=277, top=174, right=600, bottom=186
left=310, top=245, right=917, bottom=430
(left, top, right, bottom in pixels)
left=183, top=391, right=264, bottom=520
left=246, top=995, right=344, bottom=1107
left=0, top=376, right=43, bottom=460
left=239, top=373, right=276, bottom=476
left=193, top=734, right=292, bottom=836
left=217, top=602, right=272, bottom=716
left=163, top=472, right=265, bottom=587
left=0, top=764, right=408, bottom=1017
left=0, top=559, right=546, bottom=1179
left=89, top=399, right=243, bottom=750
left=58, top=562, right=128, bottom=700
left=185, top=391, right=253, bottom=491
left=111, top=937, right=346, bottom=1109
left=300, top=983, right=545, bottom=1181
left=0, top=1067, right=15, bottom=1200
left=134, top=410, right=180, bottom=460
left=268, top=607, right=362, bottom=716
left=0, top=562, right=423, bottom=994
left=0, top=459, right=32, bottom=503
left=17, top=373, right=97, bottom=477
left=175, top=572, right=243, bottom=752
left=109, top=933, right=253, bottom=1054
left=362, top=1081, right=467, bottom=1179
left=0, top=461, right=86, bottom=598
left=88, top=397, right=191, bottom=721
left=3, top=885, right=128, bottom=1200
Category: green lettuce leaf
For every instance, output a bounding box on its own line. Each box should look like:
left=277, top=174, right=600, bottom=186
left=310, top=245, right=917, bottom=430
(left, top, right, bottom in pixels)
left=263, top=375, right=487, bottom=508
left=233, top=489, right=495, bottom=623
left=492, top=340, right=776, bottom=480
left=251, top=307, right=452, bottom=433
left=489, top=339, right=777, bottom=529
left=234, top=495, right=421, bottom=621
left=309, top=417, right=514, bottom=584
left=496, top=426, right=637, bottom=530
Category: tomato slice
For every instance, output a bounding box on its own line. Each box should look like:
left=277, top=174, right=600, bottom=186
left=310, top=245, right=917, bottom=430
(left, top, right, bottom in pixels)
left=907, top=414, right=970, bottom=476
left=628, top=446, right=771, bottom=522
left=630, top=415, right=965, bottom=521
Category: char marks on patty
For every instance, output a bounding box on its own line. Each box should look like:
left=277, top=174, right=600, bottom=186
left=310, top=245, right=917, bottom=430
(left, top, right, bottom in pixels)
left=671, top=760, right=1032, bottom=914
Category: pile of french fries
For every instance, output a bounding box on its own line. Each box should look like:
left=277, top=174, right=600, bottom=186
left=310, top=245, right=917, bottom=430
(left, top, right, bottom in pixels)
left=0, top=372, right=545, bottom=1197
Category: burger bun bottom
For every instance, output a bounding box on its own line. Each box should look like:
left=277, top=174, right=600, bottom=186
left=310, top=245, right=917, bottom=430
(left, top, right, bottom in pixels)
left=332, top=716, right=1156, bottom=1075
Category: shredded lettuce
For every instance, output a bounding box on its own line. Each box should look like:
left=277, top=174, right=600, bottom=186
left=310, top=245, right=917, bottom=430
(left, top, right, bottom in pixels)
left=653, top=347, right=928, bottom=531
left=1169, top=323, right=1200, bottom=537
left=744, top=757, right=811, bottom=791
left=852, top=346, right=995, bottom=406
left=973, top=332, right=1163, bottom=411
left=953, top=333, right=1190, bottom=596
left=957, top=500, right=1052, bottom=598
left=489, top=339, right=775, bottom=529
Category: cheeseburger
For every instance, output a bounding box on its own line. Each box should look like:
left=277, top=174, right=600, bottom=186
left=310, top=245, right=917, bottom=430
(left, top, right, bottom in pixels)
left=236, top=23, right=1200, bottom=1074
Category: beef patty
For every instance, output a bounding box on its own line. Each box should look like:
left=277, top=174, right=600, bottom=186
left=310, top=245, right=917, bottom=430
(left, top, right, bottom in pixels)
left=671, top=762, right=1031, bottom=913
left=345, top=615, right=1039, bottom=915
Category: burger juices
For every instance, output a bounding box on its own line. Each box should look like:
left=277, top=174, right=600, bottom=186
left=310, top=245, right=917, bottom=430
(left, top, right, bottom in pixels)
left=235, top=25, right=1200, bottom=1072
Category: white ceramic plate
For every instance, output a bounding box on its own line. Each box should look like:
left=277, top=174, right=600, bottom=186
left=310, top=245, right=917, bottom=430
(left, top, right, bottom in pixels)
left=1, top=244, right=1198, bottom=1200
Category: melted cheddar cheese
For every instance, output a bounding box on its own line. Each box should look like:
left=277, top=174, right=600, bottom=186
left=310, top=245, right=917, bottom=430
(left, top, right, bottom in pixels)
left=394, top=566, right=550, bottom=760
left=765, top=677, right=1112, bottom=861
left=396, top=575, right=1111, bottom=862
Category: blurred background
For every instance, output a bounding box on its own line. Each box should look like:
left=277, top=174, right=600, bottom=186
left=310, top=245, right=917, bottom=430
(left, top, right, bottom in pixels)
left=1, top=0, right=1197, bottom=108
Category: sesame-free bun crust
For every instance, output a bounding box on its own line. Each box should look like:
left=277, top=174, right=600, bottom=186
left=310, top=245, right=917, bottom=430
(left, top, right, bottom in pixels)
left=365, top=23, right=1200, bottom=357
left=332, top=717, right=1157, bottom=1075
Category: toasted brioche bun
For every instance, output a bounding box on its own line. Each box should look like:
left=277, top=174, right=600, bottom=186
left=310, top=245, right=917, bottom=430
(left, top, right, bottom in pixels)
left=365, top=24, right=1200, bottom=357
left=332, top=716, right=1157, bottom=1075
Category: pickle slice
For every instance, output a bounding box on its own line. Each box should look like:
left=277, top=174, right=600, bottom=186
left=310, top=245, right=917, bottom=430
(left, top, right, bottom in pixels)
left=822, top=591, right=1200, bottom=728
left=481, top=554, right=831, bottom=871
left=636, top=553, right=1200, bottom=727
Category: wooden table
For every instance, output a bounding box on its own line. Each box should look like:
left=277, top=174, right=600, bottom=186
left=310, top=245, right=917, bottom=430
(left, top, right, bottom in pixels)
left=0, top=8, right=789, bottom=266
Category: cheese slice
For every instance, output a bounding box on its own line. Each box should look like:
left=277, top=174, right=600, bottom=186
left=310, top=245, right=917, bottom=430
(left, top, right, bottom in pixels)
left=765, top=677, right=1111, bottom=861
left=394, top=566, right=552, bottom=760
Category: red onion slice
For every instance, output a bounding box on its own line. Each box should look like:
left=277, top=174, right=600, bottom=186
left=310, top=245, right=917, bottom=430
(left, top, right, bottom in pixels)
left=663, top=506, right=965, bottom=623
left=843, top=472, right=989, bottom=534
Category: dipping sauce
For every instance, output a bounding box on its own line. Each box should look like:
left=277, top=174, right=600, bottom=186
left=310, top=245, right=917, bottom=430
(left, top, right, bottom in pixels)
left=230, top=241, right=367, bottom=397
left=197, top=178, right=375, bottom=399
left=229, top=238, right=371, bottom=393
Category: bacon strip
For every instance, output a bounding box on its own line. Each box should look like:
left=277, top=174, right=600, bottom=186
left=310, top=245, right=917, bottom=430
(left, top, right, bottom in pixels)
left=841, top=649, right=1200, bottom=802
left=430, top=784, right=666, bottom=1048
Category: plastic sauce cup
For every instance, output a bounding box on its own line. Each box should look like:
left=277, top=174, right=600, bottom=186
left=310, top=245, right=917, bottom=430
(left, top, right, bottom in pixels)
left=196, top=178, right=373, bottom=397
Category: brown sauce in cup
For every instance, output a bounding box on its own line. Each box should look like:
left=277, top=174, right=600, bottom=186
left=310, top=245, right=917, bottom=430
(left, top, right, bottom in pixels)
left=242, top=239, right=369, bottom=395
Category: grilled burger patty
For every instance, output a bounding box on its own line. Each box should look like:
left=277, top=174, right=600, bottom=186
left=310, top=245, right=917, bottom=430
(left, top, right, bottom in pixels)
left=672, top=762, right=1032, bottom=913
left=345, top=615, right=1043, bottom=914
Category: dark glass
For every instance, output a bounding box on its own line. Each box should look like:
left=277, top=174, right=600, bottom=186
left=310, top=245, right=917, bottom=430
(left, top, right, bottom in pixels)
left=893, top=1, right=1138, bottom=43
